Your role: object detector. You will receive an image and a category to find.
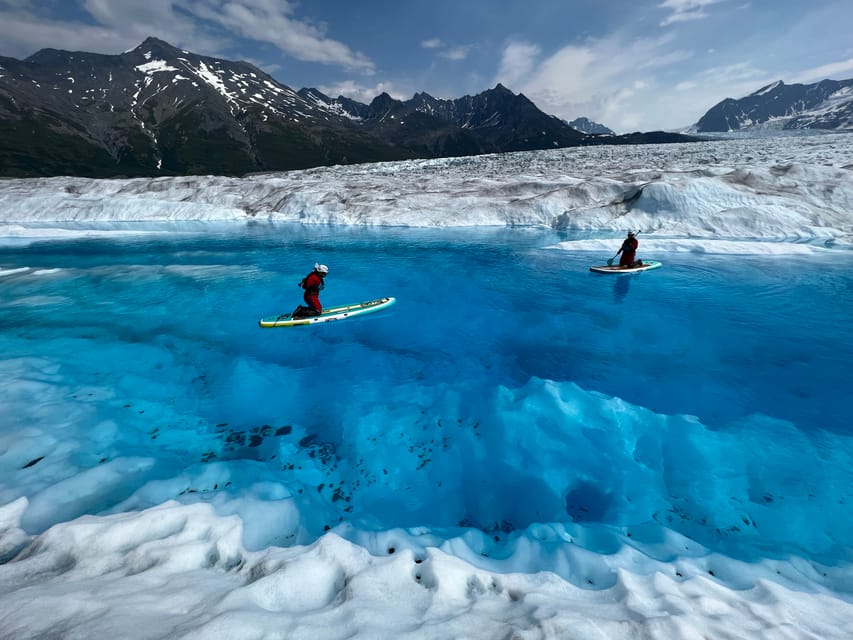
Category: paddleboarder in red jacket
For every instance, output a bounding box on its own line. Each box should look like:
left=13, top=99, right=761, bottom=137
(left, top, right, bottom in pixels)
left=617, top=231, right=639, bottom=267
left=293, top=263, right=328, bottom=317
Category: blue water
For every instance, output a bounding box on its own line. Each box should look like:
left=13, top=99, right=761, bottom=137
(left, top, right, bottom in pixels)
left=1, top=224, right=851, bottom=560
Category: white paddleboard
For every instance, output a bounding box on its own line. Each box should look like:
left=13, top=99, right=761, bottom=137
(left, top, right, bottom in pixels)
left=589, top=260, right=662, bottom=274
left=258, top=297, right=396, bottom=328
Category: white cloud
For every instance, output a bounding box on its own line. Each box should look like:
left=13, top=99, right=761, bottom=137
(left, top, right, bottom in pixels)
left=791, top=57, right=853, bottom=84
left=495, top=36, right=700, bottom=132
left=422, top=38, right=472, bottom=61
left=0, top=0, right=373, bottom=73
left=491, top=30, right=803, bottom=133
left=495, top=41, right=541, bottom=88
left=658, top=0, right=727, bottom=27
left=0, top=2, right=187, bottom=58
left=694, top=61, right=768, bottom=87
left=438, top=45, right=472, bottom=61
left=320, top=80, right=405, bottom=104
left=181, top=0, right=374, bottom=72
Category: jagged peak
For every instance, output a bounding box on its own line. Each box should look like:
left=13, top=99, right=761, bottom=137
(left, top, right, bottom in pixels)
left=135, top=37, right=180, bottom=51
left=412, top=91, right=438, bottom=101
left=370, top=92, right=398, bottom=105
left=299, top=87, right=332, bottom=102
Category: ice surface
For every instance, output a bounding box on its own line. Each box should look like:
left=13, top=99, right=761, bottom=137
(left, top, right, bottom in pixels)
left=0, top=501, right=851, bottom=639
left=0, top=133, right=851, bottom=246
left=0, top=134, right=852, bottom=638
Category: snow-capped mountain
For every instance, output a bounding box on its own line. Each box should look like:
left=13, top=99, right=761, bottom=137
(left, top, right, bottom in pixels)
left=302, top=83, right=596, bottom=157
left=0, top=37, right=409, bottom=177
left=568, top=117, right=615, bottom=135
left=693, top=78, right=853, bottom=132
left=0, top=37, right=698, bottom=178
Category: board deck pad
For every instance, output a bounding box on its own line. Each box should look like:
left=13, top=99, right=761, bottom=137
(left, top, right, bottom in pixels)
left=258, top=297, right=396, bottom=327
left=589, top=260, right=662, bottom=274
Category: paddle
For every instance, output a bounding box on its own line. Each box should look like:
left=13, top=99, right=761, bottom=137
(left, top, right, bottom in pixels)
left=606, top=230, right=641, bottom=266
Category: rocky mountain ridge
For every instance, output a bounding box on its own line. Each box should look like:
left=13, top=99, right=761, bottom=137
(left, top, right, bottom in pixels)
left=0, top=37, right=694, bottom=178
left=693, top=78, right=853, bottom=132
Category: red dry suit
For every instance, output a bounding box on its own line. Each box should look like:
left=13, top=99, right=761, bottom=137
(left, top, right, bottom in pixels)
left=618, top=236, right=638, bottom=267
left=299, top=271, right=325, bottom=314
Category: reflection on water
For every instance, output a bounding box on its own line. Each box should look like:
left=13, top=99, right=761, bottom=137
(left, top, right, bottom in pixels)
left=613, top=274, right=631, bottom=303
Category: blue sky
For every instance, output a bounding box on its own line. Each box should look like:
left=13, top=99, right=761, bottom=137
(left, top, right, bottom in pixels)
left=1, top=0, right=852, bottom=132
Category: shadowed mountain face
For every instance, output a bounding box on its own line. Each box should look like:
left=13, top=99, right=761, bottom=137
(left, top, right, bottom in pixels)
left=0, top=37, right=411, bottom=177
left=301, top=83, right=591, bottom=158
left=694, top=79, right=853, bottom=132
left=568, top=117, right=615, bottom=135
left=0, top=37, right=699, bottom=178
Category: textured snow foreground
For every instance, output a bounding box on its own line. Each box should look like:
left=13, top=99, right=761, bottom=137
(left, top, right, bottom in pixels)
left=1, top=499, right=850, bottom=640
left=0, top=132, right=852, bottom=248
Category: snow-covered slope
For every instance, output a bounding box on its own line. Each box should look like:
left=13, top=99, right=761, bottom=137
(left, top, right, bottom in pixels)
left=693, top=79, right=853, bottom=132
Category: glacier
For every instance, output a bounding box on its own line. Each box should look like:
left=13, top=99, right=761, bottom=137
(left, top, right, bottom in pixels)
left=1, top=132, right=851, bottom=247
left=0, top=132, right=852, bottom=640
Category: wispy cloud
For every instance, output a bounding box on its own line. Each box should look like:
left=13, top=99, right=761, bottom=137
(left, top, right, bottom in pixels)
left=791, top=57, right=853, bottom=83
left=421, top=37, right=473, bottom=61
left=495, top=36, right=694, bottom=131
left=0, top=0, right=374, bottom=72
left=438, top=45, right=472, bottom=61
left=495, top=41, right=541, bottom=87
left=489, top=3, right=853, bottom=133
left=182, top=0, right=374, bottom=71
left=658, top=0, right=727, bottom=27
left=674, top=61, right=771, bottom=105
left=0, top=1, right=188, bottom=57
left=320, top=80, right=405, bottom=104
left=492, top=31, right=796, bottom=131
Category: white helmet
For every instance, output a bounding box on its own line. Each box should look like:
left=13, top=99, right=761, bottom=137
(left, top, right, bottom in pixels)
left=314, top=263, right=329, bottom=274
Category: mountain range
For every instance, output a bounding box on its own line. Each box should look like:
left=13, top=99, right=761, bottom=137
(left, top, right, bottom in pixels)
left=3, top=37, right=849, bottom=179
left=693, top=79, right=853, bottom=132
left=567, top=117, right=615, bottom=135
left=0, top=37, right=694, bottom=178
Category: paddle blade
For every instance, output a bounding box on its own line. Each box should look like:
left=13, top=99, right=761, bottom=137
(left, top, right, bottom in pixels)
left=607, top=257, right=614, bottom=266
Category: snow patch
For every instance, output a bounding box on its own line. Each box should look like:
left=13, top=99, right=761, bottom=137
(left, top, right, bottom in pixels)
left=135, top=60, right=179, bottom=74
